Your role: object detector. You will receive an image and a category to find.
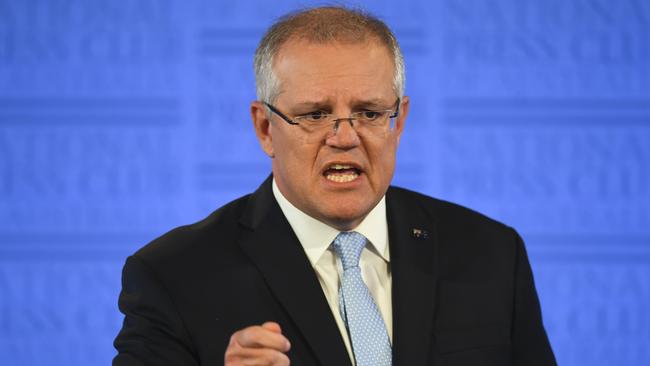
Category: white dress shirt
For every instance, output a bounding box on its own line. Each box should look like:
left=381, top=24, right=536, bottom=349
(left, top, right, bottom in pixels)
left=272, top=179, right=392, bottom=364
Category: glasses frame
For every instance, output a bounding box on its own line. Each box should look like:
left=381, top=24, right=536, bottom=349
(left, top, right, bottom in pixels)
left=264, top=98, right=401, bottom=127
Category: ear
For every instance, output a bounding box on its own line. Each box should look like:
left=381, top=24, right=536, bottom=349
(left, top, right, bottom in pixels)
left=393, top=96, right=409, bottom=145
left=251, top=101, right=275, bottom=158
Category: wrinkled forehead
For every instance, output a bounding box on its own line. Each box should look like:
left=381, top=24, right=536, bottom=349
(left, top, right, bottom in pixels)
left=272, top=38, right=396, bottom=103
left=274, top=34, right=394, bottom=66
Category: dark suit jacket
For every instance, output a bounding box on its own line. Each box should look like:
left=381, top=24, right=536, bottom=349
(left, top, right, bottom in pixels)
left=113, top=177, right=556, bottom=365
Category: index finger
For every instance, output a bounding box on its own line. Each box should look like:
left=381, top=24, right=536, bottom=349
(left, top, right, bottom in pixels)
left=232, top=324, right=291, bottom=352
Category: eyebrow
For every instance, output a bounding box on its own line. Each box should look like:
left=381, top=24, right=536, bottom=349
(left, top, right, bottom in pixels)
left=351, top=99, right=389, bottom=109
left=291, top=100, right=332, bottom=109
left=290, top=98, right=390, bottom=110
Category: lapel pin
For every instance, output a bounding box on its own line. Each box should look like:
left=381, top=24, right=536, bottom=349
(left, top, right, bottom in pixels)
left=411, top=228, right=429, bottom=239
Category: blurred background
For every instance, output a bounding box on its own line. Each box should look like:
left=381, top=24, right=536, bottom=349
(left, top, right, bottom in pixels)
left=1, top=0, right=649, bottom=365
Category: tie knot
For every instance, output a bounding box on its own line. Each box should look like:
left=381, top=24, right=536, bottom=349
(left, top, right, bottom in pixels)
left=332, top=231, right=367, bottom=270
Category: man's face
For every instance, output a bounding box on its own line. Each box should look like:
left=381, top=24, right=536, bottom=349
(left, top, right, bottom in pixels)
left=252, top=39, right=409, bottom=230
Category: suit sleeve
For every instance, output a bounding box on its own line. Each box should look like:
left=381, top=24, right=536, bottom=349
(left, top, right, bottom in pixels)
left=113, top=255, right=199, bottom=366
left=510, top=229, right=557, bottom=365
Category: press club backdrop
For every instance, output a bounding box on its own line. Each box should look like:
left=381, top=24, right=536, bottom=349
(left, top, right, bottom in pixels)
left=1, top=0, right=649, bottom=365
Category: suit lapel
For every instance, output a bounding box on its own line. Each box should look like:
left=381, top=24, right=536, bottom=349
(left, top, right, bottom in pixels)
left=387, top=188, right=439, bottom=366
left=237, top=178, right=352, bottom=366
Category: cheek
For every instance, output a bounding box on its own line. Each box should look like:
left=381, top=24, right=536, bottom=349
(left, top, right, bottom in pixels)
left=380, top=154, right=396, bottom=178
left=370, top=140, right=398, bottom=172
left=278, top=144, right=319, bottom=180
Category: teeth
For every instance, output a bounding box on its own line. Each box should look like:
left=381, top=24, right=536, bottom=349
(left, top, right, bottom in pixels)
left=330, top=164, right=353, bottom=170
left=325, top=163, right=360, bottom=183
left=326, top=172, right=359, bottom=183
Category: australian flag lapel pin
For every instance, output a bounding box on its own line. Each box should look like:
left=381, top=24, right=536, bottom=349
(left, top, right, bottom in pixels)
left=411, top=228, right=429, bottom=239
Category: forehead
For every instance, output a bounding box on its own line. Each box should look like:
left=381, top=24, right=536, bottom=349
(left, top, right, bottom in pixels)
left=273, top=39, right=395, bottom=104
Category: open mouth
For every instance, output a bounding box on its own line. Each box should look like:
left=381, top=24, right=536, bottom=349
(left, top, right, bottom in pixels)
left=323, top=163, right=362, bottom=183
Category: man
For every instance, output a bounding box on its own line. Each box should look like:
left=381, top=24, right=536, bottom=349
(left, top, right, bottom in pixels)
left=113, top=6, right=556, bottom=366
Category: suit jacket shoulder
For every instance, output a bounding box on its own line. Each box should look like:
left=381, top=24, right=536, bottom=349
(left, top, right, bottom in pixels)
left=134, top=192, right=252, bottom=266
left=388, top=185, right=511, bottom=233
left=114, top=191, right=266, bottom=366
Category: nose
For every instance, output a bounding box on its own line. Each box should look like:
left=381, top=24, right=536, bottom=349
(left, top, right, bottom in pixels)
left=326, top=118, right=361, bottom=148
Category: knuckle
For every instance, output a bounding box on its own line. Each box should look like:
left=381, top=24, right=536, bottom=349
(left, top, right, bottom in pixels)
left=270, top=350, right=289, bottom=365
left=277, top=353, right=290, bottom=365
left=241, top=326, right=262, bottom=344
left=235, top=325, right=261, bottom=346
left=223, top=350, right=239, bottom=365
left=224, top=343, right=240, bottom=360
left=264, top=350, right=281, bottom=364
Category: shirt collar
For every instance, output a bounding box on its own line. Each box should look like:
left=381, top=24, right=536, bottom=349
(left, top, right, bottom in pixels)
left=272, top=178, right=390, bottom=267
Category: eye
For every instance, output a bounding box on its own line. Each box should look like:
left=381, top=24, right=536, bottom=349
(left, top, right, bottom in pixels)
left=360, top=110, right=382, bottom=121
left=302, top=110, right=328, bottom=121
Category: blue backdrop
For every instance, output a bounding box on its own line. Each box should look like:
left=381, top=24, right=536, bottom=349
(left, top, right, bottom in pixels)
left=1, top=0, right=649, bottom=365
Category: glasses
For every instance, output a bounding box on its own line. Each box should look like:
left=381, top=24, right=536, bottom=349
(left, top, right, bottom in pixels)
left=264, top=98, right=401, bottom=143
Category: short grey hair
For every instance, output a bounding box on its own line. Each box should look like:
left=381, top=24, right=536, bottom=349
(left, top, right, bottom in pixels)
left=254, top=6, right=406, bottom=104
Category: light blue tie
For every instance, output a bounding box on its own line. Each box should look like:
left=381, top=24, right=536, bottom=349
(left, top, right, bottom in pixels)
left=332, top=231, right=392, bottom=366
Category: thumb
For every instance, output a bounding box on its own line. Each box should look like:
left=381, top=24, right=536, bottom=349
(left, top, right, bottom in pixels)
left=261, top=321, right=282, bottom=334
